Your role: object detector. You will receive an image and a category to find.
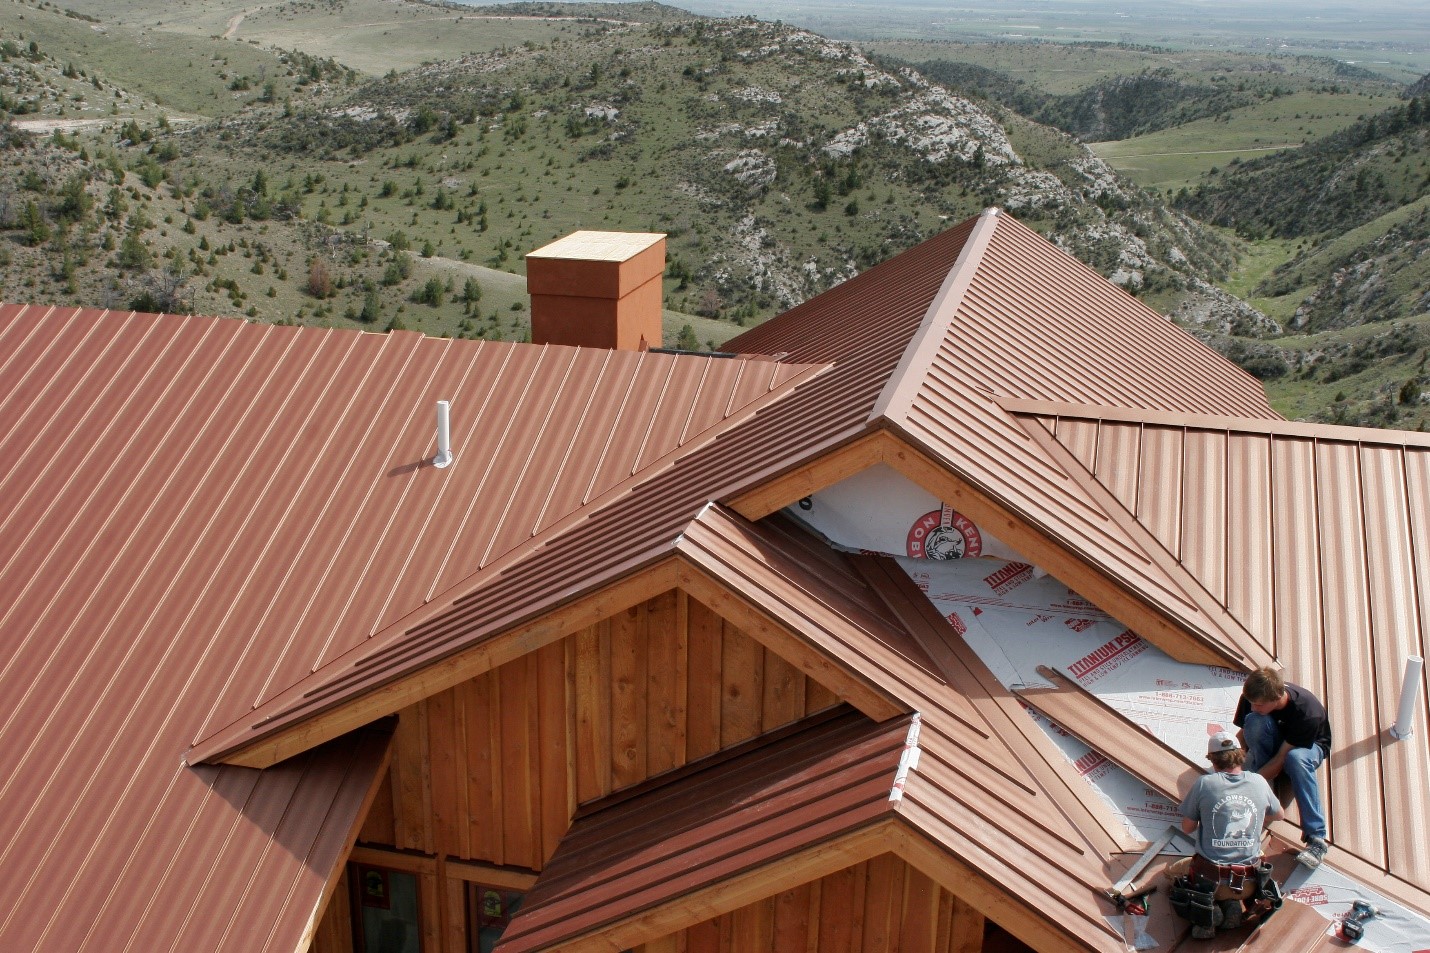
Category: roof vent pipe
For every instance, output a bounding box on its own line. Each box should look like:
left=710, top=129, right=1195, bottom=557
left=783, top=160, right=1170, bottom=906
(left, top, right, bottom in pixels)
left=1390, top=655, right=1424, bottom=740
left=433, top=400, right=453, bottom=469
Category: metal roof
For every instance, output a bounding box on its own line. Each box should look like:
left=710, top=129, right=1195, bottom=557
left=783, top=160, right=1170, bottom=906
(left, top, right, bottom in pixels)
left=1007, top=398, right=1430, bottom=912
left=0, top=303, right=816, bottom=953
left=493, top=707, right=912, bottom=953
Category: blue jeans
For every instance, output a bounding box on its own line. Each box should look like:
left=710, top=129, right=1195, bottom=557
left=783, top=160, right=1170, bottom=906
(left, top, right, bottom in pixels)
left=1242, top=713, right=1327, bottom=840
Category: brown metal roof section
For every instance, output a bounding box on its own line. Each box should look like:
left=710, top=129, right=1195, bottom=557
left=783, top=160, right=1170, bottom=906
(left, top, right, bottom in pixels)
left=492, top=708, right=911, bottom=953
left=1005, top=398, right=1430, bottom=914
left=677, top=513, right=1127, bottom=948
left=197, top=209, right=1271, bottom=768
left=0, top=303, right=813, bottom=952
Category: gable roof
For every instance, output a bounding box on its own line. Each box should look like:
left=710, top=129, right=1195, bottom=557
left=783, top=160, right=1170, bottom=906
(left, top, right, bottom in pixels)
left=0, top=304, right=820, bottom=953
left=199, top=209, right=1284, bottom=770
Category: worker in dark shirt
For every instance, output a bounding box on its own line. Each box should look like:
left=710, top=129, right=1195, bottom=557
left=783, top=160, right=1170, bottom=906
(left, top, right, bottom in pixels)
left=1234, top=666, right=1333, bottom=868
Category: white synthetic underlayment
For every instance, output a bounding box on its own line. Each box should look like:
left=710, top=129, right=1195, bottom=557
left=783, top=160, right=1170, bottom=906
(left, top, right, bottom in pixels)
left=793, top=467, right=1430, bottom=951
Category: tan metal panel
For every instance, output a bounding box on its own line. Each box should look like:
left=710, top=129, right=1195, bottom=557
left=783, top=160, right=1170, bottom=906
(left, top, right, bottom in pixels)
left=1094, top=420, right=1143, bottom=514
left=1358, top=444, right=1430, bottom=885
left=1270, top=438, right=1325, bottom=687
left=1055, top=417, right=1100, bottom=473
left=1225, top=430, right=1274, bottom=646
left=1137, top=425, right=1184, bottom=560
left=1180, top=429, right=1227, bottom=605
left=1314, top=440, right=1383, bottom=866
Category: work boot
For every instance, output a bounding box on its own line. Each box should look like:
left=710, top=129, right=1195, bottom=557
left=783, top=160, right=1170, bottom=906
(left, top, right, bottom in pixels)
left=1218, top=899, right=1244, bottom=929
left=1298, top=836, right=1330, bottom=869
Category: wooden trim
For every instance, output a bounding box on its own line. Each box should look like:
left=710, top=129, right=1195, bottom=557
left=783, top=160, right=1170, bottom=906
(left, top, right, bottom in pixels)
left=296, top=727, right=396, bottom=953
left=548, top=822, right=898, bottom=953
left=349, top=844, right=438, bottom=875
left=874, top=430, right=1239, bottom=668
left=887, top=823, right=1111, bottom=953
left=443, top=859, right=540, bottom=890
left=726, top=431, right=891, bottom=521
left=218, top=559, right=682, bottom=768
left=673, top=559, right=907, bottom=723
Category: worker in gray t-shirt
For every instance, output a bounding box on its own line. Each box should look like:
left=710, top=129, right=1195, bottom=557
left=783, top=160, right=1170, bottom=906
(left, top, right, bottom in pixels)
left=1166, top=731, right=1283, bottom=938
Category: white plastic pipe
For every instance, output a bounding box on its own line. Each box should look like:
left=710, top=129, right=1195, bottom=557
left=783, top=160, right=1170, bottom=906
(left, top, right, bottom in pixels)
left=433, top=400, right=453, bottom=469
left=1390, top=655, right=1424, bottom=740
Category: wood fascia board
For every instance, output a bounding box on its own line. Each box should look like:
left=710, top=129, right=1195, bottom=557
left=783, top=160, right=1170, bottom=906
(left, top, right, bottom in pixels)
left=1013, top=413, right=1274, bottom=669
left=296, top=724, right=396, bottom=953
left=869, top=207, right=1002, bottom=425
left=534, top=822, right=898, bottom=953
left=726, top=430, right=891, bottom=521
left=874, top=429, right=1241, bottom=669
left=215, top=559, right=682, bottom=768
left=856, top=557, right=1137, bottom=855
left=671, top=555, right=908, bottom=723
left=887, top=821, right=1118, bottom=953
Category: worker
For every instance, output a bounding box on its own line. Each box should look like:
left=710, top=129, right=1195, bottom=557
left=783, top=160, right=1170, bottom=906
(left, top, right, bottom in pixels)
left=1167, top=731, right=1283, bottom=938
left=1234, top=667, right=1332, bottom=868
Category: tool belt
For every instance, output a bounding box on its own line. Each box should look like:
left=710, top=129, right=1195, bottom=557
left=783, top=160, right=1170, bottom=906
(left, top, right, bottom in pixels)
left=1169, top=874, right=1218, bottom=928
left=1189, top=854, right=1262, bottom=892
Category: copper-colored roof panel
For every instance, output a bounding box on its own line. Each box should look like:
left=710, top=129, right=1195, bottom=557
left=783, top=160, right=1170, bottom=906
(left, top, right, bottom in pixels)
left=1136, top=424, right=1185, bottom=559
left=1315, top=441, right=1383, bottom=867
left=494, top=709, right=909, bottom=953
left=1225, top=430, right=1274, bottom=651
left=1094, top=419, right=1143, bottom=514
left=1007, top=400, right=1430, bottom=905
left=1180, top=428, right=1227, bottom=605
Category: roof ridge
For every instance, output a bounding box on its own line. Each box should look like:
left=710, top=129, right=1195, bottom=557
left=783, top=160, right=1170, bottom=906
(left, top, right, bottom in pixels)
left=868, top=207, right=1002, bottom=426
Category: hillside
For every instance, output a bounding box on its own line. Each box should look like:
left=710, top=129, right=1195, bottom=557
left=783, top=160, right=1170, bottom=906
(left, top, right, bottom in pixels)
left=1, top=4, right=1266, bottom=346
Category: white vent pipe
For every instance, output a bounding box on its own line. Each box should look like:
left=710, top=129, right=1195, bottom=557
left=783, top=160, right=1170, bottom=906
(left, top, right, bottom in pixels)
left=433, top=400, right=453, bottom=469
left=1390, top=655, right=1424, bottom=740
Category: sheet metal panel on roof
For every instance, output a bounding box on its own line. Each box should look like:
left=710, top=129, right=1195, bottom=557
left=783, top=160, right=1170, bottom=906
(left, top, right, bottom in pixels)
left=0, top=303, right=807, bottom=953
left=1008, top=400, right=1430, bottom=908
left=494, top=708, right=909, bottom=953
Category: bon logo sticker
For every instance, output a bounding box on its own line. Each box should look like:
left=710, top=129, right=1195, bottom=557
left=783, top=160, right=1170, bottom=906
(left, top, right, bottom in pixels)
left=907, top=504, right=982, bottom=560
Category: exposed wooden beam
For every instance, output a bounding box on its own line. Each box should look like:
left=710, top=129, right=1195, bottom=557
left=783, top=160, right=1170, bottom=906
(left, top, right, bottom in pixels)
left=727, top=431, right=891, bottom=520
left=218, top=560, right=682, bottom=768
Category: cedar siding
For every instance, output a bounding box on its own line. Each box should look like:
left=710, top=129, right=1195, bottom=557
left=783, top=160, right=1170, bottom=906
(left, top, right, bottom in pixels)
left=354, top=590, right=839, bottom=870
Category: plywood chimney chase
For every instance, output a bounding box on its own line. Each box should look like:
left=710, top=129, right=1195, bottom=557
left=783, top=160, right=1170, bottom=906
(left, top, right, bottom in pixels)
left=526, top=231, right=667, bottom=350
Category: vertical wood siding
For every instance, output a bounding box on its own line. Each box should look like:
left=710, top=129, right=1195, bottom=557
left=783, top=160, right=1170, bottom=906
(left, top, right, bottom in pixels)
left=358, top=590, right=836, bottom=869
left=631, top=856, right=994, bottom=953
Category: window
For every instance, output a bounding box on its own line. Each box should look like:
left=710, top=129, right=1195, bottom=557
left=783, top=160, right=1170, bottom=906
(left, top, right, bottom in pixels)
left=352, top=864, right=422, bottom=953
left=467, top=883, right=524, bottom=953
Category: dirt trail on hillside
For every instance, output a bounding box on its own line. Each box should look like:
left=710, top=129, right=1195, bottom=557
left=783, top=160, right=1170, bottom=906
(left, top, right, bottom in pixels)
left=224, top=10, right=247, bottom=39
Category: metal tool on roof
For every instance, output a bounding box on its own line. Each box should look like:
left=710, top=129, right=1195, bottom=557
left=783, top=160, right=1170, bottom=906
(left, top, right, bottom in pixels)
left=1338, top=899, right=1380, bottom=943
left=1107, top=824, right=1182, bottom=909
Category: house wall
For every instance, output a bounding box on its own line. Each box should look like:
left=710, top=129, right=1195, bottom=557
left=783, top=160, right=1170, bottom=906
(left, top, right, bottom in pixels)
left=322, top=589, right=838, bottom=939
left=632, top=855, right=995, bottom=953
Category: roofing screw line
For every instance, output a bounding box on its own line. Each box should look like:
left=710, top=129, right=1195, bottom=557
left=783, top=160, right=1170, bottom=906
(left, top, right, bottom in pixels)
left=889, top=712, right=922, bottom=803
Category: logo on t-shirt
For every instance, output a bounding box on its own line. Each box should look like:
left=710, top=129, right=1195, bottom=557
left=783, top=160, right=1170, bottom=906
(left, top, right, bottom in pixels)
left=1210, top=794, right=1260, bottom=852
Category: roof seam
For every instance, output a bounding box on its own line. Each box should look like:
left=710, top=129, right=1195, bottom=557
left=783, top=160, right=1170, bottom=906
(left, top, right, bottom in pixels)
left=868, top=207, right=1001, bottom=426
